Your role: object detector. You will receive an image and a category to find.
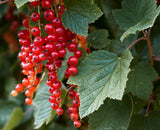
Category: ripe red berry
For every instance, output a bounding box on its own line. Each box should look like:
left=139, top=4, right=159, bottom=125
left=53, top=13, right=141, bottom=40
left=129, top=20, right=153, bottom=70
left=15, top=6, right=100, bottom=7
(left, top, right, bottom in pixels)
left=55, top=59, right=62, bottom=68
left=23, top=18, right=29, bottom=28
left=49, top=74, right=57, bottom=82
left=49, top=95, right=56, bottom=103
left=56, top=108, right=63, bottom=115
left=31, top=27, right=40, bottom=36
left=47, top=34, right=58, bottom=43
left=67, top=42, right=77, bottom=52
left=68, top=66, right=78, bottom=75
left=39, top=53, right=47, bottom=61
left=30, top=0, right=40, bottom=6
left=22, top=78, right=29, bottom=87
left=31, top=12, right=40, bottom=21
left=74, top=120, right=81, bottom=128
left=68, top=106, right=78, bottom=114
left=51, top=51, right=59, bottom=59
left=25, top=98, right=33, bottom=105
left=44, top=10, right=55, bottom=21
left=70, top=113, right=79, bottom=121
left=55, top=27, right=65, bottom=36
left=73, top=99, right=80, bottom=107
left=52, top=81, right=62, bottom=89
left=15, top=84, right=24, bottom=92
left=49, top=87, right=55, bottom=94
left=74, top=50, right=83, bottom=58
left=58, top=49, right=66, bottom=58
left=56, top=97, right=62, bottom=103
left=44, top=23, right=54, bottom=34
left=51, top=102, right=59, bottom=109
left=68, top=56, right=78, bottom=66
left=53, top=89, right=61, bottom=97
left=52, top=17, right=62, bottom=26
left=69, top=90, right=76, bottom=98
left=41, top=0, right=51, bottom=9
left=34, top=36, right=44, bottom=46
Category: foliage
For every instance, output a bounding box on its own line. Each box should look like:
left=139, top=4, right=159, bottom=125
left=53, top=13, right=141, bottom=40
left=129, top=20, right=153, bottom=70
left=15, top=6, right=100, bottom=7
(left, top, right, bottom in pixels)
left=0, top=0, right=160, bottom=130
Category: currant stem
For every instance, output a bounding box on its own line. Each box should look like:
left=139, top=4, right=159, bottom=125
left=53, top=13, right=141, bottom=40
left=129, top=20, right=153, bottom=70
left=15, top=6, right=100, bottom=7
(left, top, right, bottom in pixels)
left=153, top=55, right=160, bottom=61
left=127, top=37, right=146, bottom=50
left=38, top=5, right=42, bottom=36
left=0, top=0, right=9, bottom=4
left=146, top=91, right=154, bottom=116
left=36, top=69, right=46, bottom=90
left=146, top=36, right=154, bottom=66
left=54, top=3, right=59, bottom=17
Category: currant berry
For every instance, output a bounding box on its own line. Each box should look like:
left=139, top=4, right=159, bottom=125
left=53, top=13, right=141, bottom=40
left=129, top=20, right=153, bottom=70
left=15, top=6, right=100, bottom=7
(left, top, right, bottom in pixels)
left=68, top=106, right=78, bottom=114
left=31, top=27, right=40, bottom=36
left=25, top=98, right=33, bottom=105
left=74, top=50, right=83, bottom=58
left=11, top=90, right=18, bottom=97
left=30, top=0, right=40, bottom=6
left=23, top=18, right=29, bottom=28
left=53, top=89, right=61, bottom=97
left=52, top=81, right=62, bottom=89
left=41, top=0, right=51, bottom=9
left=31, top=12, right=40, bottom=21
left=44, top=10, right=55, bottom=21
left=68, top=66, right=78, bottom=75
left=55, top=27, right=65, bottom=36
left=68, top=56, right=78, bottom=66
left=22, top=78, right=29, bottom=87
left=67, top=42, right=77, bottom=52
left=49, top=95, right=56, bottom=103
left=74, top=120, right=81, bottom=128
left=52, top=17, right=62, bottom=26
left=15, top=84, right=24, bottom=92
left=56, top=108, right=63, bottom=115
left=47, top=34, right=58, bottom=43
left=73, top=99, right=80, bottom=107
left=56, top=97, right=62, bottom=103
left=51, top=102, right=59, bottom=109
left=44, top=23, right=54, bottom=34
left=49, top=87, right=55, bottom=94
left=69, top=90, right=76, bottom=98
left=34, top=36, right=44, bottom=46
left=49, top=74, right=57, bottom=82
left=51, top=51, right=59, bottom=59
left=70, top=113, right=79, bottom=121
left=58, top=49, right=66, bottom=58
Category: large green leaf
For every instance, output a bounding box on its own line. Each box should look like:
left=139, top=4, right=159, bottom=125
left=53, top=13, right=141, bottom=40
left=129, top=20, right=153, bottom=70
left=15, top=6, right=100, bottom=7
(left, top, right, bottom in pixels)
left=128, top=111, right=160, bottom=130
left=89, top=95, right=133, bottom=130
left=33, top=74, right=67, bottom=129
left=86, top=29, right=111, bottom=49
left=61, top=0, right=103, bottom=36
left=68, top=50, right=133, bottom=118
left=14, top=0, right=36, bottom=9
left=0, top=100, right=19, bottom=128
left=3, top=107, right=24, bottom=130
left=126, top=62, right=158, bottom=101
left=113, top=0, right=160, bottom=41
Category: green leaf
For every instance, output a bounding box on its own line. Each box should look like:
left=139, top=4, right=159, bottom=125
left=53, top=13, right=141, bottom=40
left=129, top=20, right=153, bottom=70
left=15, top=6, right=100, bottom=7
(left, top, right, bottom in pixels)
left=0, top=100, right=19, bottom=128
left=126, top=62, right=158, bottom=101
left=61, top=0, right=103, bottom=36
left=89, top=95, right=133, bottom=130
left=128, top=111, right=160, bottom=130
left=68, top=50, right=133, bottom=118
left=111, top=33, right=138, bottom=55
left=86, top=29, right=111, bottom=49
left=14, top=0, right=36, bottom=9
left=33, top=74, right=67, bottom=129
left=113, top=0, right=160, bottom=41
left=3, top=107, right=24, bottom=130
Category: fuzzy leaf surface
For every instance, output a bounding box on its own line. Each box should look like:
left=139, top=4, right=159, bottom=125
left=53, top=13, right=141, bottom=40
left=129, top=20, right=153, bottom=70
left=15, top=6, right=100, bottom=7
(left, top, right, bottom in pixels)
left=86, top=29, right=111, bottom=49
left=89, top=95, right=133, bottom=130
left=113, top=0, right=160, bottom=41
left=61, top=0, right=103, bottom=36
left=126, top=62, right=158, bottom=101
left=68, top=50, right=133, bottom=118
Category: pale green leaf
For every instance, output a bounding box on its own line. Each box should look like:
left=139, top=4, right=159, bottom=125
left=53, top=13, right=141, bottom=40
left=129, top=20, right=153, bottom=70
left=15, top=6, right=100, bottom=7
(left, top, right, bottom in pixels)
left=14, top=0, right=36, bottom=9
left=126, top=62, right=158, bottom=101
left=86, top=29, right=111, bottom=49
left=68, top=50, right=133, bottom=118
left=113, top=0, right=160, bottom=41
left=61, top=0, right=103, bottom=36
left=128, top=111, right=160, bottom=130
left=89, top=95, right=133, bottom=130
left=3, top=107, right=24, bottom=130
left=33, top=74, right=67, bottom=129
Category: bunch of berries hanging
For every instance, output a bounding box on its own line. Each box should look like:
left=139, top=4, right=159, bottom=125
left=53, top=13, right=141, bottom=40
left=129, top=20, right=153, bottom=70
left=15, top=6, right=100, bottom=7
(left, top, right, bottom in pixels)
left=10, top=0, right=84, bottom=128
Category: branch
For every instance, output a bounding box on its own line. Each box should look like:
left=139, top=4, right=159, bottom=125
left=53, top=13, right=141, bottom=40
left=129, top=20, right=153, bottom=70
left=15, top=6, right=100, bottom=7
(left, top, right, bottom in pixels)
left=127, top=36, right=146, bottom=50
left=0, top=0, right=9, bottom=4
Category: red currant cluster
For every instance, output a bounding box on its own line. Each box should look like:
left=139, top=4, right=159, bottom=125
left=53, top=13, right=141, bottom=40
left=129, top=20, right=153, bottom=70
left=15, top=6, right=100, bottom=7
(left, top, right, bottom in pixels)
left=68, top=85, right=81, bottom=128
left=11, top=0, right=83, bottom=128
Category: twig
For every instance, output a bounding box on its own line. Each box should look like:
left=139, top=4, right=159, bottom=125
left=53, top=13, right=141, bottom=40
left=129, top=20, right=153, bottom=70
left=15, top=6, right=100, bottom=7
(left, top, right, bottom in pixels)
left=146, top=92, right=154, bottom=116
left=24, top=105, right=34, bottom=116
left=127, top=37, right=146, bottom=50
left=0, top=0, right=9, bottom=4
left=38, top=5, right=41, bottom=36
